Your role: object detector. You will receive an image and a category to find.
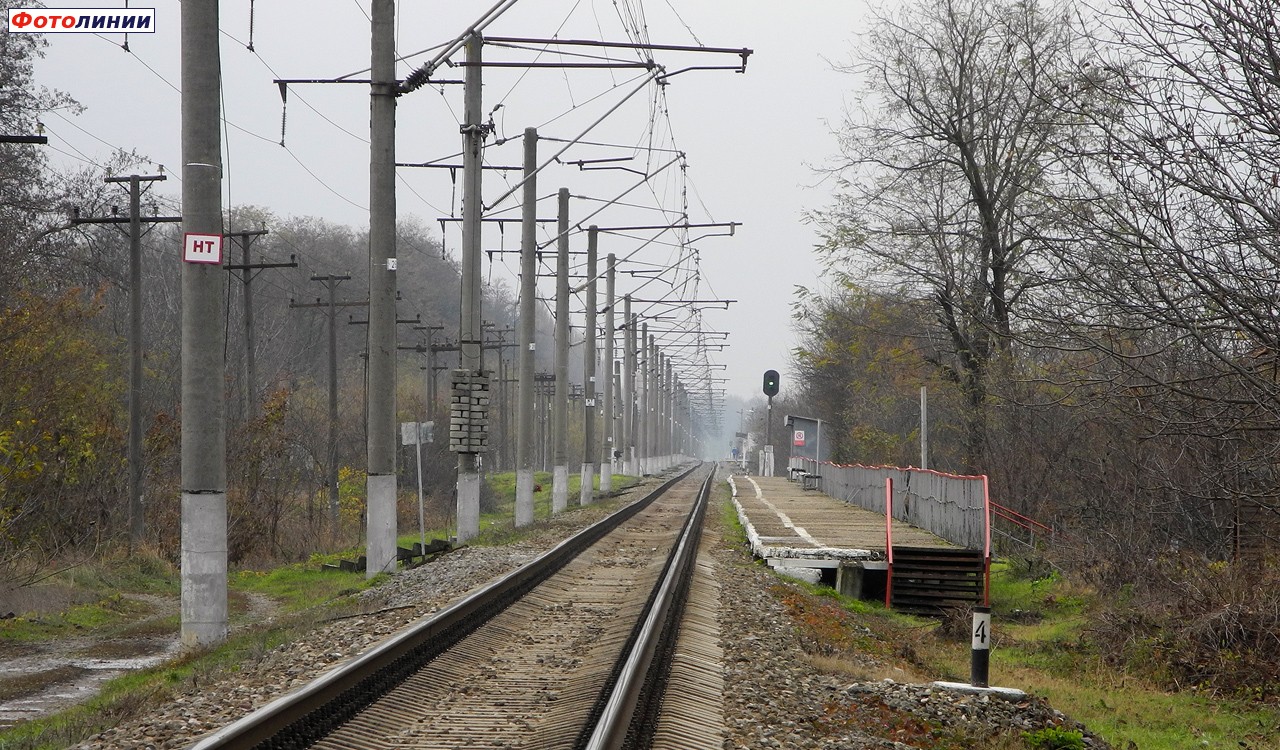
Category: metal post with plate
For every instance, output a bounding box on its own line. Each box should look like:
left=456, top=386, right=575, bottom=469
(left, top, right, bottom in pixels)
left=401, top=420, right=434, bottom=556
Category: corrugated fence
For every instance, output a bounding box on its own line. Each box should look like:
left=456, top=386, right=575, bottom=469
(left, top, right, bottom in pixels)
left=798, top=459, right=990, bottom=552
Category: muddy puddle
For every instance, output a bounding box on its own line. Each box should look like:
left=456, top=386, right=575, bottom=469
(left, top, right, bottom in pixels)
left=0, top=634, right=183, bottom=728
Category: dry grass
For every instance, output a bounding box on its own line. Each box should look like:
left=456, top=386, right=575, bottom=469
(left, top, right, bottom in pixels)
left=801, top=652, right=924, bottom=683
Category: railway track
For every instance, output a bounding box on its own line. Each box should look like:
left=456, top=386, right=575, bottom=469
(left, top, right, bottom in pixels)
left=189, top=464, right=720, bottom=750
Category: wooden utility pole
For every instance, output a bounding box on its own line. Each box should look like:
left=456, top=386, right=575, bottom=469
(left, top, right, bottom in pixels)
left=72, top=174, right=179, bottom=548
left=291, top=276, right=364, bottom=528
left=223, top=229, right=295, bottom=420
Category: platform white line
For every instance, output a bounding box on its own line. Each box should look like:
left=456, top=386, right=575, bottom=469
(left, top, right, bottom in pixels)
left=743, top=475, right=822, bottom=547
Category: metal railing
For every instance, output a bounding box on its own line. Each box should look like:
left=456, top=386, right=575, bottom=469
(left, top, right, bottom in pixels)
left=990, top=500, right=1055, bottom=554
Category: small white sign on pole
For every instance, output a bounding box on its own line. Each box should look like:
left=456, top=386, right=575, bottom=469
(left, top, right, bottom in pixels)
left=183, top=232, right=223, bottom=264
left=401, top=421, right=435, bottom=446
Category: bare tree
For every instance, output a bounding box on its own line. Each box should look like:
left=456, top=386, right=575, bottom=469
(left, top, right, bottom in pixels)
left=1040, top=0, right=1280, bottom=551
left=812, top=0, right=1087, bottom=468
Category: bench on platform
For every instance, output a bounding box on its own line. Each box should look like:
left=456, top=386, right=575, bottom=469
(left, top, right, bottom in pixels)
left=787, top=467, right=823, bottom=491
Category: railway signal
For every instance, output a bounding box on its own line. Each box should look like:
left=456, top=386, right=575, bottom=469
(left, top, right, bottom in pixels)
left=762, top=369, right=780, bottom=476
left=762, top=369, right=779, bottom=397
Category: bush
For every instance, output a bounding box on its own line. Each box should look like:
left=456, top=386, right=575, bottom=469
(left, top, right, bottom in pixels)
left=1089, top=554, right=1280, bottom=698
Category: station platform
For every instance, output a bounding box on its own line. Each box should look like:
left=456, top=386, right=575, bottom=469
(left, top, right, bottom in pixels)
left=726, top=473, right=955, bottom=571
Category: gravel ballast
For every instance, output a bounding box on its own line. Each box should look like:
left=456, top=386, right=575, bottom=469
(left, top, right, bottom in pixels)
left=69, top=472, right=1109, bottom=750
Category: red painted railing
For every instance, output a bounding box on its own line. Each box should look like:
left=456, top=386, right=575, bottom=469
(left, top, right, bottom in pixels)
left=885, top=477, right=895, bottom=608
left=982, top=476, right=992, bottom=606
left=802, top=458, right=994, bottom=607
left=991, top=501, right=1053, bottom=535
left=989, top=500, right=1056, bottom=558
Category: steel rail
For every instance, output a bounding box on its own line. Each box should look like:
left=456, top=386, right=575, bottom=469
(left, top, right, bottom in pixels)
left=582, top=467, right=714, bottom=750
left=188, top=463, right=701, bottom=750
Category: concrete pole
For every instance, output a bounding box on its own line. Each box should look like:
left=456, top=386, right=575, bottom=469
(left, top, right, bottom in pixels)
left=639, top=325, right=651, bottom=475
left=650, top=335, right=660, bottom=473
left=621, top=297, right=635, bottom=476
left=180, top=0, right=227, bottom=648
left=613, top=360, right=622, bottom=453
left=678, top=383, right=686, bottom=459
left=421, top=358, right=431, bottom=426
left=653, top=343, right=660, bottom=469
left=688, top=389, right=695, bottom=457
left=670, top=381, right=679, bottom=461
left=663, top=356, right=672, bottom=466
left=675, top=377, right=682, bottom=459
left=656, top=342, right=664, bottom=466
left=456, top=33, right=484, bottom=543
left=600, top=253, right=616, bottom=493
left=499, top=354, right=509, bottom=469
left=673, top=373, right=679, bottom=460
left=515, top=128, right=538, bottom=527
left=635, top=322, right=645, bottom=476
left=661, top=364, right=669, bottom=467
left=664, top=357, right=674, bottom=467
left=225, top=229, right=276, bottom=421
left=689, top=390, right=697, bottom=456
left=365, top=0, right=398, bottom=577
left=552, top=188, right=571, bottom=513
left=580, top=227, right=598, bottom=505
left=539, top=382, right=549, bottom=471
left=653, top=340, right=662, bottom=470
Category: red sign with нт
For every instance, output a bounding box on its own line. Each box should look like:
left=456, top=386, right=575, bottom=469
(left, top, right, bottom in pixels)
left=183, top=233, right=223, bottom=265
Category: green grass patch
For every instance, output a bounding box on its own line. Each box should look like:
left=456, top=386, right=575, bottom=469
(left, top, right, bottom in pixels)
left=1017, top=675, right=1280, bottom=749
left=739, top=547, right=1280, bottom=750
left=719, top=482, right=748, bottom=547
left=988, top=561, right=1086, bottom=618
left=0, top=595, right=153, bottom=644
left=469, top=471, right=640, bottom=545
left=230, top=562, right=378, bottom=615
left=940, top=565, right=1280, bottom=749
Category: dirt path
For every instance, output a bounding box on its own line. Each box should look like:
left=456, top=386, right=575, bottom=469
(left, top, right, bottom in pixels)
left=0, top=592, right=279, bottom=729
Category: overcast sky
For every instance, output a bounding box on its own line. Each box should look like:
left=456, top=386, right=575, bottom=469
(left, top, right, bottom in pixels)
left=32, top=0, right=874, bottom=410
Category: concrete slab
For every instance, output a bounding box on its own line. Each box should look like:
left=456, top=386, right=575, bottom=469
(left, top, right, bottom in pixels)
left=727, top=473, right=957, bottom=573
left=767, top=557, right=841, bottom=569
left=930, top=681, right=1028, bottom=701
